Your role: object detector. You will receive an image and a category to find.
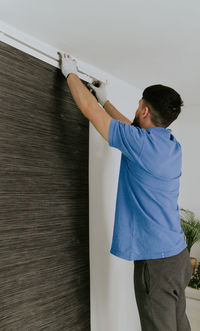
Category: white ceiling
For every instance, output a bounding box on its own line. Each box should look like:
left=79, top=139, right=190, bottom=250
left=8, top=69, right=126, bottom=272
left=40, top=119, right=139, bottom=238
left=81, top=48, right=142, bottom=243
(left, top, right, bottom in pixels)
left=1, top=0, right=200, bottom=107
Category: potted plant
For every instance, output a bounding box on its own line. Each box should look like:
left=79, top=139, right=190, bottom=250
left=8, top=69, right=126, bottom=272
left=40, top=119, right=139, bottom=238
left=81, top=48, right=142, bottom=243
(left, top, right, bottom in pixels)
left=188, top=262, right=200, bottom=290
left=180, top=208, right=200, bottom=273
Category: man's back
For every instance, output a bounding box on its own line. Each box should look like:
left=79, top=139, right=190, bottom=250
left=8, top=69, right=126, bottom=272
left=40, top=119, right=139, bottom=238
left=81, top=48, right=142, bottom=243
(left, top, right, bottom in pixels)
left=108, top=119, right=187, bottom=261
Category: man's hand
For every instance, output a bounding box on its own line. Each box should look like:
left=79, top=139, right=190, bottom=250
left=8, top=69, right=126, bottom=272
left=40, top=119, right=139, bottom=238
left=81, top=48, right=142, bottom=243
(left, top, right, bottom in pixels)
left=88, top=80, right=109, bottom=107
left=57, top=52, right=78, bottom=78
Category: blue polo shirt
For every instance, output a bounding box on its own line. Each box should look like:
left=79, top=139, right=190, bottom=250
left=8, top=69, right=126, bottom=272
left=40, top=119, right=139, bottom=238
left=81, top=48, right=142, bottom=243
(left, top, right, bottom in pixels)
left=108, top=119, right=187, bottom=261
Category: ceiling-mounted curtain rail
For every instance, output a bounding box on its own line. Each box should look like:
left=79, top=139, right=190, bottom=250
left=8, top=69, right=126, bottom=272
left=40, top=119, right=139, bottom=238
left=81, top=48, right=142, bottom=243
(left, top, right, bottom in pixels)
left=0, top=27, right=107, bottom=85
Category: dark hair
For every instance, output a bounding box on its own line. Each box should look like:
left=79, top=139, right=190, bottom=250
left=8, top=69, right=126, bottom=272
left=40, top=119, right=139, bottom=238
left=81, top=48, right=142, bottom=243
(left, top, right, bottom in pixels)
left=142, top=84, right=184, bottom=127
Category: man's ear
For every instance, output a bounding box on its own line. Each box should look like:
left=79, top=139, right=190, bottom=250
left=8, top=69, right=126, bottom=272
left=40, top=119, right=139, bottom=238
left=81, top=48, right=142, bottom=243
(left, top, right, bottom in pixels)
left=142, top=106, right=150, bottom=118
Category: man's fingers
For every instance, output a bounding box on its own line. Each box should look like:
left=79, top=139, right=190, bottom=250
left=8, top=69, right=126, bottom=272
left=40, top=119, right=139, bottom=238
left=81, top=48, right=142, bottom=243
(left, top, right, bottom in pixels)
left=57, top=51, right=62, bottom=60
left=57, top=51, right=65, bottom=61
left=89, top=79, right=108, bottom=89
left=90, top=80, right=100, bottom=88
left=57, top=52, right=62, bottom=67
left=57, top=52, right=76, bottom=62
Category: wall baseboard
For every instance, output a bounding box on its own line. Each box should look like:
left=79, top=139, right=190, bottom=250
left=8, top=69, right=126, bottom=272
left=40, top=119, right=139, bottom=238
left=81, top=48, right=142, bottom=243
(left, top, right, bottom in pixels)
left=185, top=286, right=200, bottom=301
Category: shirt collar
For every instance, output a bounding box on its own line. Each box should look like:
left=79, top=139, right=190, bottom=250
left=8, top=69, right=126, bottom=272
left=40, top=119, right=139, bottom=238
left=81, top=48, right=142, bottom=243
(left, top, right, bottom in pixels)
left=146, top=127, right=172, bottom=134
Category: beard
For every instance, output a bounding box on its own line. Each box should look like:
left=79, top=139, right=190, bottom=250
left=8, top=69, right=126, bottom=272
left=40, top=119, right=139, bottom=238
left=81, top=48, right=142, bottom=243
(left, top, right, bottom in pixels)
left=131, top=115, right=141, bottom=128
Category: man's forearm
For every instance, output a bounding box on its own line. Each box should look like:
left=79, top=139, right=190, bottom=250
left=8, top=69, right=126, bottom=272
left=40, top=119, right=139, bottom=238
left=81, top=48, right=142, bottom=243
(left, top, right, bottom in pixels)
left=103, top=100, right=132, bottom=124
left=66, top=73, right=96, bottom=113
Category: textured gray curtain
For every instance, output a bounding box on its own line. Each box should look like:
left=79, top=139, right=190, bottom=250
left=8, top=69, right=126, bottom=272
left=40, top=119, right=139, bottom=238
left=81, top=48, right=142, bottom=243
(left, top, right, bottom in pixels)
left=0, top=41, right=90, bottom=330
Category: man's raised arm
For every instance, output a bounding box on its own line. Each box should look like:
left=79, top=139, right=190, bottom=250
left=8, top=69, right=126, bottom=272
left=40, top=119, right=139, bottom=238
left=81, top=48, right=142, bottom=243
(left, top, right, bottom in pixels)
left=88, top=81, right=132, bottom=124
left=103, top=100, right=132, bottom=124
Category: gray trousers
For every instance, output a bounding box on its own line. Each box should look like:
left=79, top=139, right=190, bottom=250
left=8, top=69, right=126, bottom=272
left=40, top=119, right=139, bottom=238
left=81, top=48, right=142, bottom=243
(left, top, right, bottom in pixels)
left=133, top=247, right=193, bottom=331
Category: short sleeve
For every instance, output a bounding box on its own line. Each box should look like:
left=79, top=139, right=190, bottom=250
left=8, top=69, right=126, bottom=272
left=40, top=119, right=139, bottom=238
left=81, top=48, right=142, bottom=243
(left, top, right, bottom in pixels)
left=108, top=119, right=144, bottom=161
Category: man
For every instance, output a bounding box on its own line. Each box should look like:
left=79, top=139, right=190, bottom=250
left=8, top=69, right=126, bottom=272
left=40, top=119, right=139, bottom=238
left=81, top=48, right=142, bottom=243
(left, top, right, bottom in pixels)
left=57, top=52, right=193, bottom=331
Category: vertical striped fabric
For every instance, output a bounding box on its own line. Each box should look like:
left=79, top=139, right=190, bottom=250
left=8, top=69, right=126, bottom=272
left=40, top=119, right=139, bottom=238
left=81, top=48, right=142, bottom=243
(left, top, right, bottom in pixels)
left=0, top=41, right=90, bottom=330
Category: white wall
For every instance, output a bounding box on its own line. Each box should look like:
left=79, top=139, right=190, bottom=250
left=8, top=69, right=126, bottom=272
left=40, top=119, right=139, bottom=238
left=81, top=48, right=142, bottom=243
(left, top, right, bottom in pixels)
left=186, top=298, right=200, bottom=331
left=175, top=106, right=200, bottom=331
left=89, top=76, right=142, bottom=331
left=170, top=106, right=200, bottom=263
